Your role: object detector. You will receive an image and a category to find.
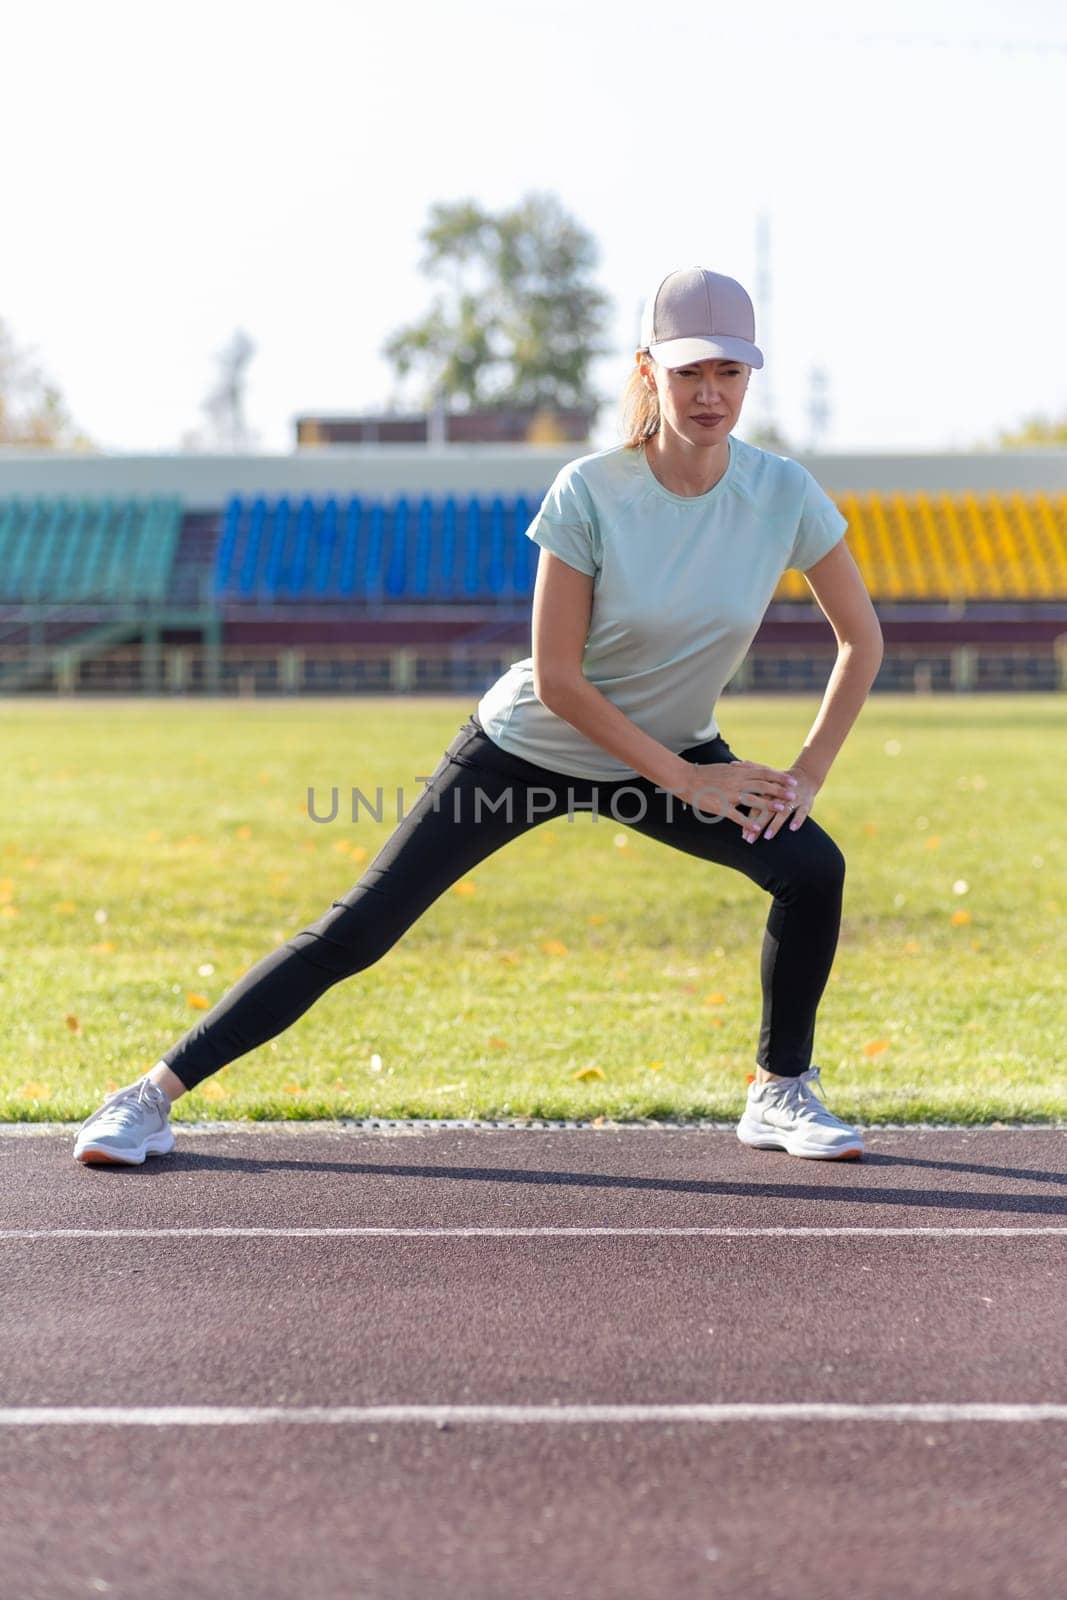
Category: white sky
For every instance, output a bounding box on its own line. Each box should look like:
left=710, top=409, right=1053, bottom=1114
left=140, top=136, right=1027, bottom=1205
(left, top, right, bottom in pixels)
left=3, top=0, right=1065, bottom=456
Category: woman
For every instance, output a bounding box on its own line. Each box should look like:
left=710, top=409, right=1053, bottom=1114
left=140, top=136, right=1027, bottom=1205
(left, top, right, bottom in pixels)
left=73, top=265, right=883, bottom=1166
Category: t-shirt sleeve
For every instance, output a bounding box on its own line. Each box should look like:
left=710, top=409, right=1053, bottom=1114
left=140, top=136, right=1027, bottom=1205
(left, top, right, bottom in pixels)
left=525, top=468, right=601, bottom=577
left=788, top=470, right=848, bottom=572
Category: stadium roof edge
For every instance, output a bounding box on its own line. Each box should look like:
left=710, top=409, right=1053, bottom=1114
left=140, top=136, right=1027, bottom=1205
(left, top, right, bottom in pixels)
left=1, top=445, right=1066, bottom=511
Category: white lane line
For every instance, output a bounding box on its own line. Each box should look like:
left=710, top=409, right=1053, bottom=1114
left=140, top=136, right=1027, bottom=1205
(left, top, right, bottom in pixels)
left=1, top=1226, right=1064, bottom=1239
left=0, top=1404, right=1065, bottom=1427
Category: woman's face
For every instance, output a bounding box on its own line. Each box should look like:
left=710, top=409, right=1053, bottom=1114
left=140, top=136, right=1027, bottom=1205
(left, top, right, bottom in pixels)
left=637, top=352, right=750, bottom=446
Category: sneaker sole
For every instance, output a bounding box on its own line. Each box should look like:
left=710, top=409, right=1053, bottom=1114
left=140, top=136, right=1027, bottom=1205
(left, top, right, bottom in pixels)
left=736, top=1126, right=863, bottom=1161
left=74, top=1132, right=176, bottom=1166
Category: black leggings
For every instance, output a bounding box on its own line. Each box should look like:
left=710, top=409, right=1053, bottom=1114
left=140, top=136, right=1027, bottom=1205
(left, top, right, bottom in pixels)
left=161, top=713, right=845, bottom=1090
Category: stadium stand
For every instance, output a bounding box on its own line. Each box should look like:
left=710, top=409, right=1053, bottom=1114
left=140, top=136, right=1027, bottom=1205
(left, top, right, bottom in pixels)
left=0, top=497, right=182, bottom=603
left=0, top=475, right=1065, bottom=695
left=0, top=495, right=220, bottom=693
left=214, top=493, right=537, bottom=604
left=212, top=490, right=1067, bottom=606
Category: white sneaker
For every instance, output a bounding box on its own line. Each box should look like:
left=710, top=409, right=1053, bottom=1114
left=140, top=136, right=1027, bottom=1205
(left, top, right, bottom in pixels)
left=736, top=1066, right=863, bottom=1160
left=73, top=1075, right=176, bottom=1166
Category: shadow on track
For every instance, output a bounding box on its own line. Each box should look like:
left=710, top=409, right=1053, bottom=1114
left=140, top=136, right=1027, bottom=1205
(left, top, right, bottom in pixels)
left=78, top=1152, right=1067, bottom=1217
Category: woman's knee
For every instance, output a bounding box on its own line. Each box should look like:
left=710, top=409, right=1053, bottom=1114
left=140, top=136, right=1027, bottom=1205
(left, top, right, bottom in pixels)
left=789, top=826, right=846, bottom=896
left=287, top=896, right=401, bottom=981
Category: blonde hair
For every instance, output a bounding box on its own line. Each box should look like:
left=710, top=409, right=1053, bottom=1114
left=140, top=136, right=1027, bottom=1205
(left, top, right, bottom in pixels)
left=619, top=348, right=660, bottom=448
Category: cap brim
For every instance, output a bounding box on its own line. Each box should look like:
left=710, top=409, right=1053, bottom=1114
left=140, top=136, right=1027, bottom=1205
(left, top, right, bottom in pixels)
left=648, top=335, right=764, bottom=371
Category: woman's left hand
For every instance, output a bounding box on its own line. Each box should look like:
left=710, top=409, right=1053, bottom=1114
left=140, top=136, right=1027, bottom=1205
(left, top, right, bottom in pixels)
left=742, top=765, right=822, bottom=843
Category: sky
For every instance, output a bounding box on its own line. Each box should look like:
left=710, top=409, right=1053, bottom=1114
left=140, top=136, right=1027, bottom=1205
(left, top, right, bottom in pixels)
left=3, top=0, right=1065, bottom=457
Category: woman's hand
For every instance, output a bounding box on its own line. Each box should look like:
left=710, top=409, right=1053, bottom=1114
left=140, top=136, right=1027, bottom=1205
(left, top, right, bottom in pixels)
left=672, top=760, right=820, bottom=843
left=739, top=765, right=821, bottom=843
left=672, top=760, right=798, bottom=834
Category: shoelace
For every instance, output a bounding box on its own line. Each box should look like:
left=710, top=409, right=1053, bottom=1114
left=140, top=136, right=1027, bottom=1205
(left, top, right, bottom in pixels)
left=766, top=1066, right=834, bottom=1123
left=83, top=1078, right=163, bottom=1130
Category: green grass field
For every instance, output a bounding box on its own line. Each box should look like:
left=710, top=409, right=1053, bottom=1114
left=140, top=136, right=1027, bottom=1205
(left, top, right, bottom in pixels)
left=1, top=693, right=1063, bottom=1125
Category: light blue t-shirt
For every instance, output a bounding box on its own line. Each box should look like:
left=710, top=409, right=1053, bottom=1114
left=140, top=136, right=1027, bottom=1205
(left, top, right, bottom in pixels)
left=476, top=435, right=847, bottom=780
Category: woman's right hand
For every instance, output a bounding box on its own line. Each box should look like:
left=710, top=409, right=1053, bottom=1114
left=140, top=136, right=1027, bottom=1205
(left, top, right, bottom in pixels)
left=670, top=760, right=799, bottom=831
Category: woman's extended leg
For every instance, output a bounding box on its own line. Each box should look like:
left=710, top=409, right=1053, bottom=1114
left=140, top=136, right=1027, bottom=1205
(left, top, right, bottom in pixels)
left=153, top=722, right=565, bottom=1093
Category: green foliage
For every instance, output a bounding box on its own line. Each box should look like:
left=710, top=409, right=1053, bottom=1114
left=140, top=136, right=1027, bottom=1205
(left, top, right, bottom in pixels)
left=0, top=695, right=1063, bottom=1125
left=0, top=316, right=92, bottom=448
left=382, top=191, right=613, bottom=412
left=997, top=413, right=1067, bottom=446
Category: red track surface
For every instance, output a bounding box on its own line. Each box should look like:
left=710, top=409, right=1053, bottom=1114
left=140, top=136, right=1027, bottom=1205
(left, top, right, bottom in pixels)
left=1, top=1125, right=1064, bottom=1599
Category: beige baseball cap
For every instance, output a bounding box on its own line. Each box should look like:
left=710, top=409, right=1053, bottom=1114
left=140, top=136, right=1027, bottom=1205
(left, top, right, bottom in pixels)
left=640, top=266, right=764, bottom=369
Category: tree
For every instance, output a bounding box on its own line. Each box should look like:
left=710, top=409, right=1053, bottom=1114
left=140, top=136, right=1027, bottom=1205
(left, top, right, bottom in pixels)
left=0, top=317, right=93, bottom=447
left=382, top=192, right=613, bottom=414
left=743, top=420, right=795, bottom=454
left=182, top=328, right=258, bottom=451
left=997, top=412, right=1067, bottom=447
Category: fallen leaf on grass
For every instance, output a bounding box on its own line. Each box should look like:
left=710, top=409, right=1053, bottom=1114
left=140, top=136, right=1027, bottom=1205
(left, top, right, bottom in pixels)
left=572, top=1066, right=604, bottom=1081
left=65, top=1014, right=82, bottom=1034
left=186, top=993, right=211, bottom=1009
left=950, top=909, right=972, bottom=926
left=452, top=881, right=477, bottom=896
left=704, top=993, right=726, bottom=1006
left=541, top=939, right=568, bottom=956
left=487, top=1037, right=509, bottom=1049
left=862, top=1039, right=890, bottom=1057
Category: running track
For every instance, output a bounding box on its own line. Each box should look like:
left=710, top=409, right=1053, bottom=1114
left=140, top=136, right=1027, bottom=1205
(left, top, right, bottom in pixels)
left=1, top=1123, right=1064, bottom=1599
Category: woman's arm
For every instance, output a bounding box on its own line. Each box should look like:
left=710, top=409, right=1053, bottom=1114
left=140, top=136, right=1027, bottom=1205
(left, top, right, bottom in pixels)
left=789, top=538, right=884, bottom=787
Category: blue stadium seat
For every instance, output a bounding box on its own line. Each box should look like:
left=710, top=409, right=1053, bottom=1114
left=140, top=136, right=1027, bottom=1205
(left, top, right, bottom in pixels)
left=238, top=498, right=267, bottom=597
left=385, top=498, right=409, bottom=598
left=289, top=497, right=316, bottom=595
left=413, top=498, right=434, bottom=597
left=314, top=498, right=339, bottom=596
left=487, top=497, right=507, bottom=596
left=439, top=497, right=458, bottom=597
left=512, top=495, right=533, bottom=594
left=338, top=499, right=362, bottom=597
left=212, top=490, right=550, bottom=604
left=215, top=496, right=243, bottom=592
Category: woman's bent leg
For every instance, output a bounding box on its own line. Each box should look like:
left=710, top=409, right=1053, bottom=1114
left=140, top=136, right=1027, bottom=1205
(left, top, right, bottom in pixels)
left=158, top=734, right=558, bottom=1091
left=622, top=739, right=846, bottom=1079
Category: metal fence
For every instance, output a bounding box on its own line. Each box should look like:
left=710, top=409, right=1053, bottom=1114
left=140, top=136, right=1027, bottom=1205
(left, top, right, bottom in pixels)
left=2, top=641, right=1064, bottom=695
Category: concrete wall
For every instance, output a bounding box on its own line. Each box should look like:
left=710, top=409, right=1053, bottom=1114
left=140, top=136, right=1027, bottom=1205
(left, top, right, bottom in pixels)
left=2, top=442, right=1066, bottom=511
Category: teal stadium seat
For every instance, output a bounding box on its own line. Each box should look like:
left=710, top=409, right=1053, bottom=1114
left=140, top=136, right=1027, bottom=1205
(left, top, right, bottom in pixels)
left=0, top=497, right=183, bottom=604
